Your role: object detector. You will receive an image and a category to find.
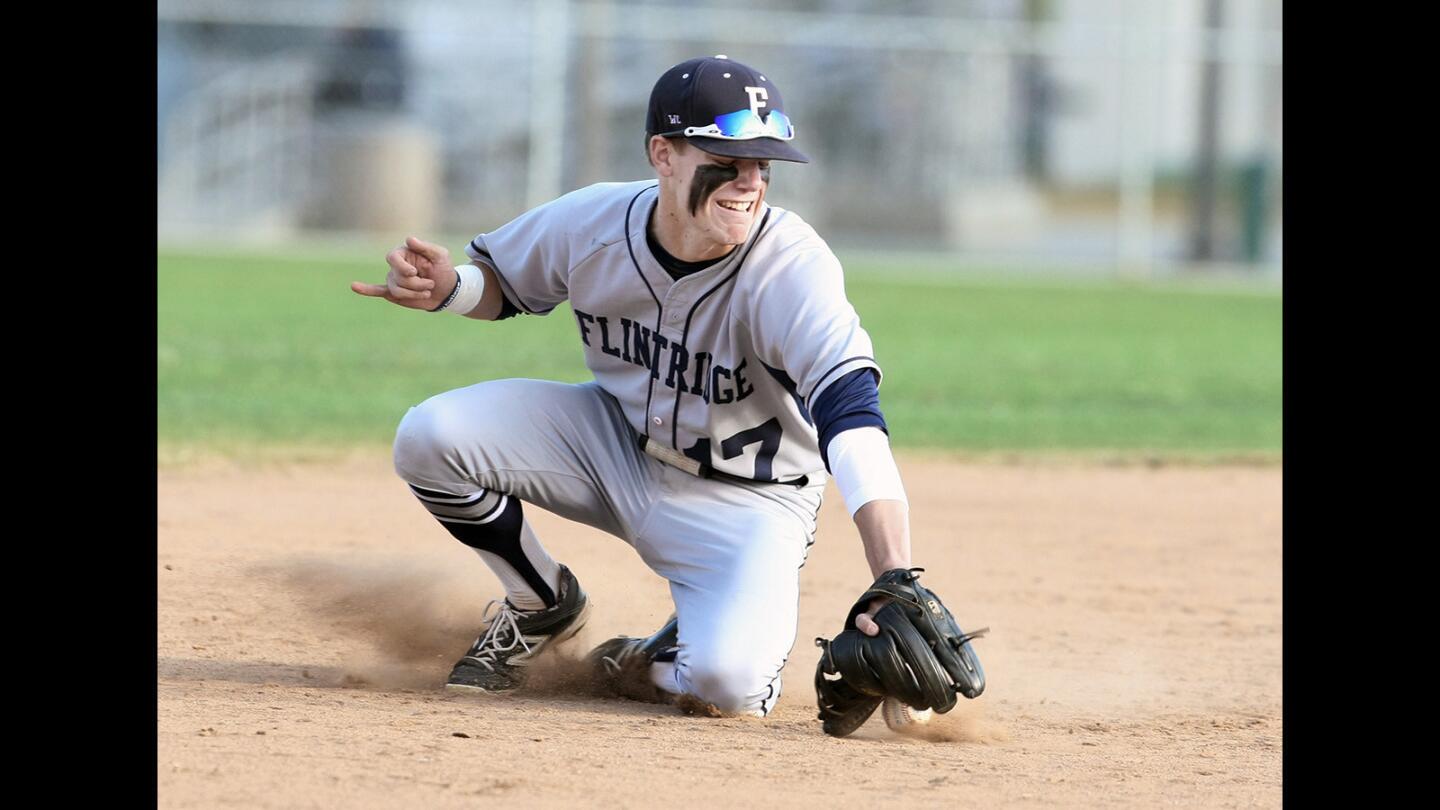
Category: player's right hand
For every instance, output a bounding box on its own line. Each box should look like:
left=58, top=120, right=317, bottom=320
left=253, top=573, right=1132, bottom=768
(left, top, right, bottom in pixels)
left=350, top=236, right=455, bottom=310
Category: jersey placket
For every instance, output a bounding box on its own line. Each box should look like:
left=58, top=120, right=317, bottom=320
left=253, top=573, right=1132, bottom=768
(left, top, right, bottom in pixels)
left=649, top=279, right=694, bottom=447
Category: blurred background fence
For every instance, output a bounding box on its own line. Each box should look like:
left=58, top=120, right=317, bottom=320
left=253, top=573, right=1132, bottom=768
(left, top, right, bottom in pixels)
left=157, top=0, right=1282, bottom=278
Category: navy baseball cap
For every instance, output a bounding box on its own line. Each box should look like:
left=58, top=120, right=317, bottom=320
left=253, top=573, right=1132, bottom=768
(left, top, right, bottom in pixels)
left=646, top=55, right=810, bottom=163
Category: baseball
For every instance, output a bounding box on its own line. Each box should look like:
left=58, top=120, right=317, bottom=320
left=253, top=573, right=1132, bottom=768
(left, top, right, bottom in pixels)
left=882, top=697, right=932, bottom=730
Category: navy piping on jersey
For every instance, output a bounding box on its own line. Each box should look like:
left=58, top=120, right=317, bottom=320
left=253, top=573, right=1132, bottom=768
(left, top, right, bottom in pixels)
left=759, top=359, right=813, bottom=427
left=670, top=208, right=775, bottom=452
left=464, top=245, right=527, bottom=320
left=647, top=225, right=726, bottom=279
left=804, top=355, right=878, bottom=410
left=623, top=185, right=664, bottom=438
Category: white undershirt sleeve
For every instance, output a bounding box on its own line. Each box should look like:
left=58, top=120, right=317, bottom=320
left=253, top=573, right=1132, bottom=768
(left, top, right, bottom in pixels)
left=826, top=426, right=909, bottom=517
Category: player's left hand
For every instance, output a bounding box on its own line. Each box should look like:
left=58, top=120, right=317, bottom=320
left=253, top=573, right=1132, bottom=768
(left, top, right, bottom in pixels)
left=812, top=568, right=988, bottom=737
left=854, top=597, right=889, bottom=636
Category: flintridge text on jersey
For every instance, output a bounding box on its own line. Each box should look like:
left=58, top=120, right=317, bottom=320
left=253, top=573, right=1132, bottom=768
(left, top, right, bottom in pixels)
left=572, top=309, right=755, bottom=405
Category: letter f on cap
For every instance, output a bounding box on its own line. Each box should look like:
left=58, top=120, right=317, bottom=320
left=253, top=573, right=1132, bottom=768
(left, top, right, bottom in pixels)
left=745, top=86, right=769, bottom=116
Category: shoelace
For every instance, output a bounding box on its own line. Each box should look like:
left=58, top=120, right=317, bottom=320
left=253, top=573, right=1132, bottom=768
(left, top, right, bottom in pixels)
left=463, top=600, right=535, bottom=672
left=600, top=637, right=639, bottom=676
left=600, top=636, right=653, bottom=676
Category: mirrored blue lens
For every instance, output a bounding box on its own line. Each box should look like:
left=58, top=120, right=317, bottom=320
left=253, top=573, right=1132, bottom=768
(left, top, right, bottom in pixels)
left=713, top=108, right=793, bottom=139
left=714, top=109, right=761, bottom=137
left=768, top=110, right=793, bottom=138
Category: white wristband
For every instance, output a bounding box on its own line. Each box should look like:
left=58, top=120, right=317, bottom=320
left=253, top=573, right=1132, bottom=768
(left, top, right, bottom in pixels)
left=826, top=426, right=909, bottom=517
left=440, top=263, right=486, bottom=316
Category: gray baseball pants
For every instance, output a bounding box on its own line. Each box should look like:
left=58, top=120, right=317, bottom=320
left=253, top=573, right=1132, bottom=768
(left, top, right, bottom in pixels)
left=392, top=378, right=825, bottom=716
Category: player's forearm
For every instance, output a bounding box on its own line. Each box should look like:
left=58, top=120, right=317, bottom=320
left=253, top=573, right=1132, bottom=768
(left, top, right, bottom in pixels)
left=826, top=426, right=911, bottom=576
left=854, top=499, right=912, bottom=578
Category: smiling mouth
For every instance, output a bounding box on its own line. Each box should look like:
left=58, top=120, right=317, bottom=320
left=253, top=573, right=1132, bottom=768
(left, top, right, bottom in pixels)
left=715, top=200, right=753, bottom=212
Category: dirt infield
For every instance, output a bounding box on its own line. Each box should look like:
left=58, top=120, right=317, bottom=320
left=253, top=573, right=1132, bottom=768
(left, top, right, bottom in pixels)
left=158, top=453, right=1281, bottom=808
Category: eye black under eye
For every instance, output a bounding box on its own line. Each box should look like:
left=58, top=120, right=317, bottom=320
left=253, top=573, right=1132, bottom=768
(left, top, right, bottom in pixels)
left=711, top=160, right=769, bottom=171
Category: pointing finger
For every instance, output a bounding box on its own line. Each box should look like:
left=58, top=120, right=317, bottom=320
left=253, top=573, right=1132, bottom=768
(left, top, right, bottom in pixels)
left=351, top=281, right=391, bottom=297
left=856, top=613, right=880, bottom=637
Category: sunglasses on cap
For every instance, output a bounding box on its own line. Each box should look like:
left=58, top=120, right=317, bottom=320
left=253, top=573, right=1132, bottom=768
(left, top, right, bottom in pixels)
left=667, top=108, right=796, bottom=142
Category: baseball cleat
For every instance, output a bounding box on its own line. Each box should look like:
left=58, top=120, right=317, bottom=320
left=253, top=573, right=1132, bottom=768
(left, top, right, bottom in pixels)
left=586, top=613, right=680, bottom=703
left=445, top=565, right=590, bottom=693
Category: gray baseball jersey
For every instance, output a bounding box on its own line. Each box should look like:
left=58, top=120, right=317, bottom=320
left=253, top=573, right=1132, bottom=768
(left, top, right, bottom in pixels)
left=464, top=180, right=881, bottom=484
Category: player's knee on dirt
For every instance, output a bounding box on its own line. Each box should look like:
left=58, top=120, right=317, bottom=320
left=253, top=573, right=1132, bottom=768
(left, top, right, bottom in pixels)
left=679, top=648, right=782, bottom=716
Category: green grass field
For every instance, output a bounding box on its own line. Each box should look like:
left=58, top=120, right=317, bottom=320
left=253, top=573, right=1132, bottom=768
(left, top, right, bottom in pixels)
left=158, top=249, right=1280, bottom=462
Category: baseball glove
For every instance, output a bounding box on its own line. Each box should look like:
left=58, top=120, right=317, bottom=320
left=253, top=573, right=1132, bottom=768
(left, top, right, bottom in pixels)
left=813, top=567, right=988, bottom=737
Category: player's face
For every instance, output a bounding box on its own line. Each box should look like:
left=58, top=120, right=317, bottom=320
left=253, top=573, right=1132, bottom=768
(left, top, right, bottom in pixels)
left=666, top=143, right=770, bottom=254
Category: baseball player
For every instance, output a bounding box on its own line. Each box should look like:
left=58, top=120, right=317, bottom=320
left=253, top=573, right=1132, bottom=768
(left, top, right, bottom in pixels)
left=351, top=55, right=969, bottom=719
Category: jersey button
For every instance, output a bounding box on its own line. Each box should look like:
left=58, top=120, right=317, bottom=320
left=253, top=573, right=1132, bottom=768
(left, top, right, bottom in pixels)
left=652, top=416, right=663, bottom=426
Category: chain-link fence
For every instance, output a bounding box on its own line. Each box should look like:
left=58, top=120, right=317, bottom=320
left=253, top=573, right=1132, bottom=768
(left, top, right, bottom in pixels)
left=157, top=0, right=1281, bottom=275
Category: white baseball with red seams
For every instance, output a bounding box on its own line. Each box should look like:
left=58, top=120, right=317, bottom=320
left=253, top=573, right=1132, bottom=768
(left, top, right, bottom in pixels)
left=882, top=697, right=933, bottom=730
